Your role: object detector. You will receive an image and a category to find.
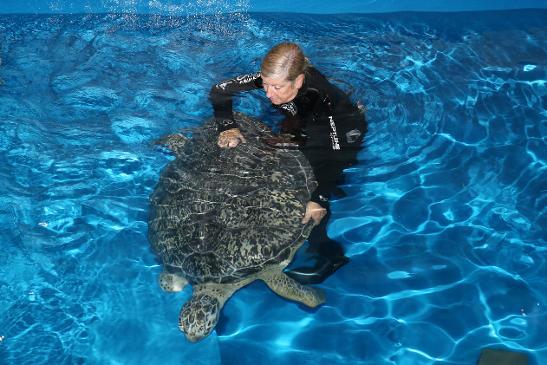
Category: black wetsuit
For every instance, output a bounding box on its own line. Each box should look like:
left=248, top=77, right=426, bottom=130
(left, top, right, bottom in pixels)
left=210, top=66, right=367, bottom=207
left=209, top=67, right=367, bottom=282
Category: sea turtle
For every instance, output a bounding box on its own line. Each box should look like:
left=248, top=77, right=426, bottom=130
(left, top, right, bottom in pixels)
left=148, top=113, right=325, bottom=342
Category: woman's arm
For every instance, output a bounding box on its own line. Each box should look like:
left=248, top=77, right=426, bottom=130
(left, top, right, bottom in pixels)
left=209, top=72, right=262, bottom=132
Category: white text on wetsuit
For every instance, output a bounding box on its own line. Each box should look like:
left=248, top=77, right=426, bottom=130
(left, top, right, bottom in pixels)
left=329, top=116, right=340, bottom=150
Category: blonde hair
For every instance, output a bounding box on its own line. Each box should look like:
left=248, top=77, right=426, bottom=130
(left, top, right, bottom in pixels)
left=261, top=42, right=309, bottom=81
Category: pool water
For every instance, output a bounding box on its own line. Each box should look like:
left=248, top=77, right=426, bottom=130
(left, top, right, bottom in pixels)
left=0, top=9, right=545, bottom=365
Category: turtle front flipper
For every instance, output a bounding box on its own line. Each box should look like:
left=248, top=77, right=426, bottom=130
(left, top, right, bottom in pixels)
left=159, top=272, right=188, bottom=292
left=260, top=269, right=326, bottom=308
left=179, top=282, right=248, bottom=342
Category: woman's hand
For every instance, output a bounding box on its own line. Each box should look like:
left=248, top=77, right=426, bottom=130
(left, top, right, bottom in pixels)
left=218, top=128, right=246, bottom=148
left=302, top=201, right=327, bottom=226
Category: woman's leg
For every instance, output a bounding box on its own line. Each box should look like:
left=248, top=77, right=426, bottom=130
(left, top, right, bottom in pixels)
left=284, top=208, right=349, bottom=285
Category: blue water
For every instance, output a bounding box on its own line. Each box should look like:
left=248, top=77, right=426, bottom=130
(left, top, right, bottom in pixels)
left=0, top=9, right=546, bottom=365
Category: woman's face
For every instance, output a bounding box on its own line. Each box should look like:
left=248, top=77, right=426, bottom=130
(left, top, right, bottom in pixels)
left=262, top=73, right=304, bottom=105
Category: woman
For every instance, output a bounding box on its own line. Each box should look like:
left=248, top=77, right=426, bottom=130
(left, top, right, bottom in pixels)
left=210, top=42, right=367, bottom=284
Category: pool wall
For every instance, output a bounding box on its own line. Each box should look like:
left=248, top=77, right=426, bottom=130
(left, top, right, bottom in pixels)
left=1, top=0, right=547, bottom=14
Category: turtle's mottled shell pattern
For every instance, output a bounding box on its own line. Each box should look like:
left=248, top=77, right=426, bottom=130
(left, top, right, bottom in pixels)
left=148, top=115, right=317, bottom=284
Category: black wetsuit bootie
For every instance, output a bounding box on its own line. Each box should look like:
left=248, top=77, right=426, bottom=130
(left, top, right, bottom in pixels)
left=284, top=255, right=349, bottom=285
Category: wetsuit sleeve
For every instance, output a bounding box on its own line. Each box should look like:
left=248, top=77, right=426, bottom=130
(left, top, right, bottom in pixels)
left=302, top=68, right=366, bottom=208
left=308, top=158, right=350, bottom=208
left=306, top=115, right=364, bottom=208
left=209, top=72, right=262, bottom=132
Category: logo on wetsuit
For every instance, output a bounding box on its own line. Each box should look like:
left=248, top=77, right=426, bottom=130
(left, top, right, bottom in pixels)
left=328, top=116, right=340, bottom=150
left=279, top=102, right=297, bottom=116
left=345, top=129, right=362, bottom=144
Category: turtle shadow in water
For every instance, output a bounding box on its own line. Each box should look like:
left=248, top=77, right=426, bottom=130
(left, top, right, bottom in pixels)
left=148, top=113, right=326, bottom=342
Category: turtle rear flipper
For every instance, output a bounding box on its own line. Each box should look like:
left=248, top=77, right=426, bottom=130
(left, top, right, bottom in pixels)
left=154, top=133, right=189, bottom=157
left=260, top=269, right=326, bottom=308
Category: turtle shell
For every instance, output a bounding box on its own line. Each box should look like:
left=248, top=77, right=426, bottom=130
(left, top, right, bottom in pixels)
left=148, top=114, right=317, bottom=284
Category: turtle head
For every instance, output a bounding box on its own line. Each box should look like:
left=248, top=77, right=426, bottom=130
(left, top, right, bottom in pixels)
left=179, top=293, right=221, bottom=342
